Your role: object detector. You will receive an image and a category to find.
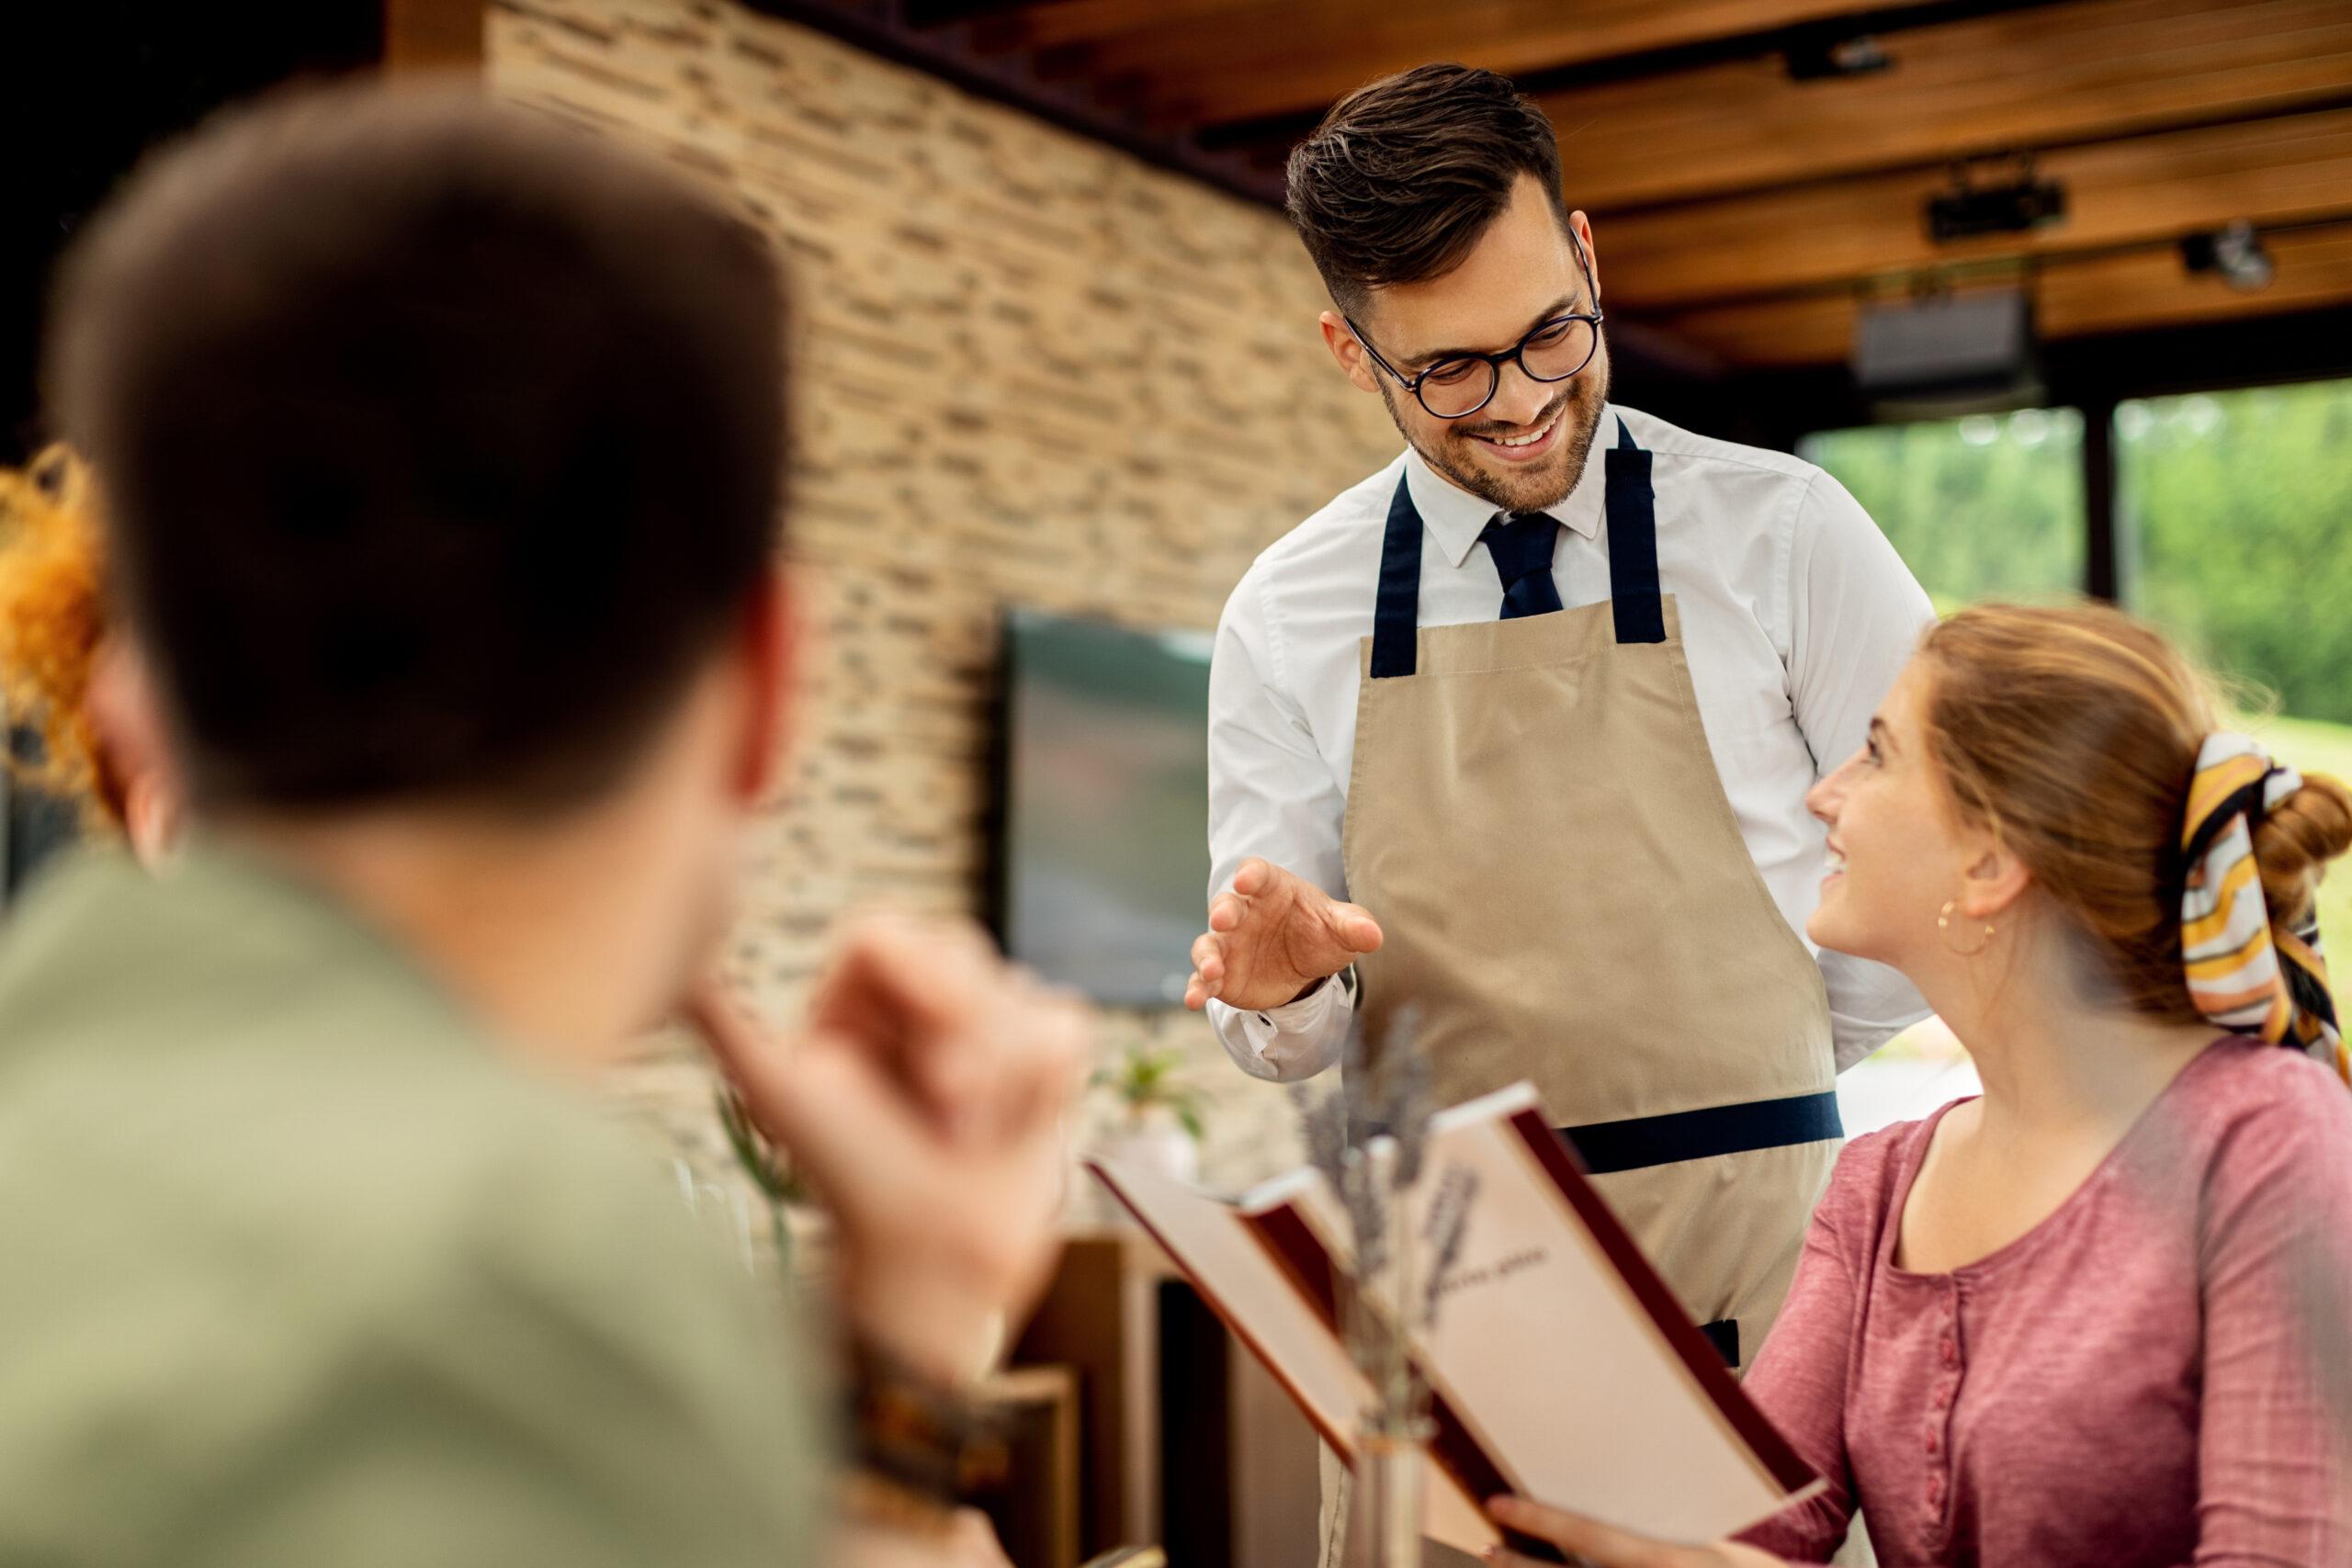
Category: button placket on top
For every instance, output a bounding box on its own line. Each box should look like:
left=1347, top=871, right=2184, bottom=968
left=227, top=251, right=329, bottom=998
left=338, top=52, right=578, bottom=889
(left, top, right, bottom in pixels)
left=1924, top=1279, right=1963, bottom=1529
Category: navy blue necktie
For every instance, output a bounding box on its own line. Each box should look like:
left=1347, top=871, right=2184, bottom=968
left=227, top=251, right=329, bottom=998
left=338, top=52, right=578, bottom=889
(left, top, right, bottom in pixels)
left=1479, top=513, right=1565, bottom=619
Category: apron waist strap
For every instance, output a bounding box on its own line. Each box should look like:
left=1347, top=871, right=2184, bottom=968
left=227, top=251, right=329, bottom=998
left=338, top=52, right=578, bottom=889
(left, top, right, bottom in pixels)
left=1558, top=1089, right=1843, bottom=1176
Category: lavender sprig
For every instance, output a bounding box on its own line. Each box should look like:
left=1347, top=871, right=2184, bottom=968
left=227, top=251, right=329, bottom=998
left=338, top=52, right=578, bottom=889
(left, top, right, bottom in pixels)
left=1385, top=1008, right=1430, bottom=1188
left=1290, top=1080, right=1350, bottom=1194
left=1419, top=1163, right=1478, bottom=1332
left=1290, top=998, right=1475, bottom=1445
left=1347, top=1138, right=1393, bottom=1288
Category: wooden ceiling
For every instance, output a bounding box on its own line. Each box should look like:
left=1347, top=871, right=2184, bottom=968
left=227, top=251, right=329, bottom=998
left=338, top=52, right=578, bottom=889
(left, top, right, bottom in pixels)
left=775, top=0, right=2352, bottom=373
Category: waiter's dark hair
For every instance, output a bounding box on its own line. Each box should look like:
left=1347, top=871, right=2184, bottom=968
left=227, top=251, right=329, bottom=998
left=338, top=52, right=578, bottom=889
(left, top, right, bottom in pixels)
left=1285, top=63, right=1571, bottom=313
left=45, top=82, right=786, bottom=813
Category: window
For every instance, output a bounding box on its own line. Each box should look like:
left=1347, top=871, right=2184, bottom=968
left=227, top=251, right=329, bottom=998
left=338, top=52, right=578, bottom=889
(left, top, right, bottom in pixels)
left=1802, top=393, right=2352, bottom=1120
left=1801, top=409, right=2085, bottom=609
left=2117, top=379, right=2352, bottom=726
left=2119, top=378, right=2352, bottom=966
left=1799, top=412, right=2088, bottom=1119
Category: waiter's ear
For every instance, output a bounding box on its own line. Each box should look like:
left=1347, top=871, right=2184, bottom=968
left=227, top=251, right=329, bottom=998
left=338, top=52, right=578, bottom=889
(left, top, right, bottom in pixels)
left=1570, top=209, right=1602, bottom=304
left=1319, top=310, right=1382, bottom=396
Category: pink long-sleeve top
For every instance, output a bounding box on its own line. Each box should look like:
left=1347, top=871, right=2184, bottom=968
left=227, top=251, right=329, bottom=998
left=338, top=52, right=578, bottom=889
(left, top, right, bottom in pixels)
left=1737, top=1037, right=2352, bottom=1566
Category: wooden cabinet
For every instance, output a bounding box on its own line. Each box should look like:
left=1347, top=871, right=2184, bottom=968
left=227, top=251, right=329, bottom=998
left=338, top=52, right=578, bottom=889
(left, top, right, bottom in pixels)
left=1012, top=1230, right=1319, bottom=1568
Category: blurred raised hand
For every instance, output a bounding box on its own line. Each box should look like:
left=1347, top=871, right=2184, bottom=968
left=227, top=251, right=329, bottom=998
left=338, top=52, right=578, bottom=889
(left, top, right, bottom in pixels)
left=688, top=912, right=1091, bottom=1386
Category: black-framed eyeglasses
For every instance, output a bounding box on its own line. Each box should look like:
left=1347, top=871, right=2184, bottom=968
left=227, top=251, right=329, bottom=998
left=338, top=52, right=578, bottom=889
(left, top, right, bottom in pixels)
left=1345, top=237, right=1605, bottom=420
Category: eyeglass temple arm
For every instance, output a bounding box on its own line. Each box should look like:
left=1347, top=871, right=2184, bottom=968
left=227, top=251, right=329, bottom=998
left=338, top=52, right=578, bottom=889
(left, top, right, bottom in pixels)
left=1569, top=223, right=1601, bottom=309
left=1340, top=315, right=1415, bottom=389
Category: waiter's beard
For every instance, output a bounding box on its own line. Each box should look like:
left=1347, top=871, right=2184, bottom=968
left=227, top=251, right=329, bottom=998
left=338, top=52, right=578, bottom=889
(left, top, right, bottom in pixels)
left=1380, top=350, right=1611, bottom=516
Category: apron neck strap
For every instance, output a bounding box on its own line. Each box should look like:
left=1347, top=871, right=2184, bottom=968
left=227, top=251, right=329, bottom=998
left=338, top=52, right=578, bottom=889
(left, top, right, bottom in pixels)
left=1603, top=416, right=1666, bottom=645
left=1369, top=472, right=1426, bottom=679
left=1369, top=415, right=1666, bottom=679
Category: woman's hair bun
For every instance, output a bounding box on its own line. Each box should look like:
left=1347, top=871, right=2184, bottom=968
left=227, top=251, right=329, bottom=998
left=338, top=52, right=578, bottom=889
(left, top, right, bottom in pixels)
left=2254, top=772, right=2352, bottom=928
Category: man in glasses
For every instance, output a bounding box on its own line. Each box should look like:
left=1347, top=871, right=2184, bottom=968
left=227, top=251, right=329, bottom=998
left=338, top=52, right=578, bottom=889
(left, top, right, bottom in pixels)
left=1188, top=64, right=1932, bottom=1396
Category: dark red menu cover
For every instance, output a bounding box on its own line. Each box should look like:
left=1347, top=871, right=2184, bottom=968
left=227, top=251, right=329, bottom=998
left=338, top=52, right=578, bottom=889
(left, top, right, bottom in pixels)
left=1088, top=1081, right=1818, bottom=1556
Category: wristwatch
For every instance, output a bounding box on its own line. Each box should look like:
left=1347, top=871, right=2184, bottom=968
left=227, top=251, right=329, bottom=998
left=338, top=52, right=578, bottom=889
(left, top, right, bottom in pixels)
left=845, top=1335, right=1010, bottom=1510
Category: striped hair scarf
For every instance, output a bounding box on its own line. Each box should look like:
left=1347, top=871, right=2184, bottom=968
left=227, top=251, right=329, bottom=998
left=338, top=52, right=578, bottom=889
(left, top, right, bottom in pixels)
left=2180, top=733, right=2346, bottom=1083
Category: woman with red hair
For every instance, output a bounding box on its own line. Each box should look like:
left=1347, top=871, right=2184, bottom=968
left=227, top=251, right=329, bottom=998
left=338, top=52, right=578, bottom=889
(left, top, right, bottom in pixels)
left=0, top=445, right=176, bottom=863
left=1493, top=603, right=2349, bottom=1567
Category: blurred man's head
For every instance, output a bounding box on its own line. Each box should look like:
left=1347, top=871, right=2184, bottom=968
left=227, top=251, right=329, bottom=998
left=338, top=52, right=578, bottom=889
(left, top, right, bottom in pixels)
left=45, top=84, right=794, bottom=1032
left=1286, top=64, right=1610, bottom=515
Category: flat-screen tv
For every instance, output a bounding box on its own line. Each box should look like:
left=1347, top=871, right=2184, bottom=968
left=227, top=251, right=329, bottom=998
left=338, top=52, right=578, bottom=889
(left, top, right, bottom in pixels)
left=991, top=609, right=1213, bottom=1008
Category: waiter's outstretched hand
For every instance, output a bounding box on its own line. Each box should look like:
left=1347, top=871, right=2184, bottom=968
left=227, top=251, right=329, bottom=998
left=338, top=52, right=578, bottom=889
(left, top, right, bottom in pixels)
left=1184, top=857, right=1383, bottom=1013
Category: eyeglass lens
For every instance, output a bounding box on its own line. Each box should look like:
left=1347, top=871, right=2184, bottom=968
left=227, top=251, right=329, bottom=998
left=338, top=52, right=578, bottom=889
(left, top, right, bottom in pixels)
left=1418, top=318, right=1597, bottom=418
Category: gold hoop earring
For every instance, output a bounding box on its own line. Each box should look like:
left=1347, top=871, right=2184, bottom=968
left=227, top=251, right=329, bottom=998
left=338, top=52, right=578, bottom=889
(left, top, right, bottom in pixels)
left=1939, top=899, right=1996, bottom=957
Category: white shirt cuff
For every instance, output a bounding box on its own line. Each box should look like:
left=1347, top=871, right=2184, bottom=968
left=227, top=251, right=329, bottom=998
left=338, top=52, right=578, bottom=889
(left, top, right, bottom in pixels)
left=1210, top=970, right=1352, bottom=1082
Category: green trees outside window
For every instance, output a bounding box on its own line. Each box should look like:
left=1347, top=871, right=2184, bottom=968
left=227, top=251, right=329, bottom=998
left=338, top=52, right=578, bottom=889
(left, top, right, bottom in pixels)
left=1802, top=378, right=2352, bottom=954
left=1803, top=409, right=2085, bottom=612
left=2119, top=381, right=2352, bottom=728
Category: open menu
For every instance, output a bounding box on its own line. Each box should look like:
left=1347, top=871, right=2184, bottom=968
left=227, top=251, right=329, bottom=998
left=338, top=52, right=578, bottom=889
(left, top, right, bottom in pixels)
left=1086, top=1082, right=1821, bottom=1558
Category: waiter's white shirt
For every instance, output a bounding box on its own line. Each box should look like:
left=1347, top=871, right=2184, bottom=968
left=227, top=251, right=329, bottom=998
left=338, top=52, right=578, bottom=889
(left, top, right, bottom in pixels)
left=1207, top=402, right=1934, bottom=1081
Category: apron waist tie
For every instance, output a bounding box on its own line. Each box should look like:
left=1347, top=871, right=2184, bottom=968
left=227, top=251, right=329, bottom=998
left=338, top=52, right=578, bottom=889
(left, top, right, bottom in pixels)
left=1558, top=1089, right=1843, bottom=1176
left=1553, top=1094, right=1840, bottom=1374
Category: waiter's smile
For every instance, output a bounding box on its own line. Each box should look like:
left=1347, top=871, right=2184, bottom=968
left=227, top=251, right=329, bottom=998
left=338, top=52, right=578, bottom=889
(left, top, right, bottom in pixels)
left=1464, top=408, right=1564, bottom=464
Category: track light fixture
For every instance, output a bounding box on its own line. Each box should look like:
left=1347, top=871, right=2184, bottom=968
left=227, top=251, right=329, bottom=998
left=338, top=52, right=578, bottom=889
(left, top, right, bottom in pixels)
left=1926, top=154, right=2066, bottom=243
left=1784, top=27, right=1893, bottom=81
left=2180, top=220, right=2274, bottom=293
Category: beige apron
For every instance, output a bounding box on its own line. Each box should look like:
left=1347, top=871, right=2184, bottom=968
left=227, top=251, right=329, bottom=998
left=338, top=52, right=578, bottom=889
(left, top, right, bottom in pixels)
left=1317, top=420, right=1841, bottom=1562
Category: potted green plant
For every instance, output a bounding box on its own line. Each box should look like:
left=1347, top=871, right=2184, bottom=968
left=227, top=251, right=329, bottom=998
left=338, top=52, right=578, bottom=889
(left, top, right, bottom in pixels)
left=717, top=1082, right=805, bottom=1270
left=1091, top=1040, right=1208, bottom=1185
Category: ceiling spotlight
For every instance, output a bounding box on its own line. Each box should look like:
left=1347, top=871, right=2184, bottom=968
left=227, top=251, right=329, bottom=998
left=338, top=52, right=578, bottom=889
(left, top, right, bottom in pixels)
left=1784, top=28, right=1893, bottom=81
left=2181, top=220, right=2274, bottom=293
left=1926, top=155, right=2066, bottom=243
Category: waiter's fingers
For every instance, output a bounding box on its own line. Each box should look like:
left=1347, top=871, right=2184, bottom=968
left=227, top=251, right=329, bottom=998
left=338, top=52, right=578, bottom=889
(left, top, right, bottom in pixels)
left=1190, top=931, right=1225, bottom=984
left=1207, top=890, right=1246, bottom=933
left=1231, top=857, right=1272, bottom=897
left=1326, top=899, right=1385, bottom=955
left=1183, top=971, right=1214, bottom=1010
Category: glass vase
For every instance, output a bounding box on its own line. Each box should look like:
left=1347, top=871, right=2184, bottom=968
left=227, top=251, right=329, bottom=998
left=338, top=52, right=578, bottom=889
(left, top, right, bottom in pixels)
left=1341, top=1416, right=1432, bottom=1568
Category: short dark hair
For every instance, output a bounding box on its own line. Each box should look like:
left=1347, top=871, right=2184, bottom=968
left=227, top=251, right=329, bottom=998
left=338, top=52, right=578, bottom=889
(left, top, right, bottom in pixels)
left=45, top=84, right=786, bottom=812
left=1284, top=63, right=1569, bottom=312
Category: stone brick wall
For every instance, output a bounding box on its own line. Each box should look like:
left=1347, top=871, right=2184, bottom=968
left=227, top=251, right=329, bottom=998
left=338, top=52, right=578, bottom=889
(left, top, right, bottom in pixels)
left=484, top=0, right=1398, bottom=1209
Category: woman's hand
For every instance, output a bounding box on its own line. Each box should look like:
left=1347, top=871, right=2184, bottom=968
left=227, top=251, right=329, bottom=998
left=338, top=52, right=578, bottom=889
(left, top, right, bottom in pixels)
left=1485, top=1496, right=1788, bottom=1568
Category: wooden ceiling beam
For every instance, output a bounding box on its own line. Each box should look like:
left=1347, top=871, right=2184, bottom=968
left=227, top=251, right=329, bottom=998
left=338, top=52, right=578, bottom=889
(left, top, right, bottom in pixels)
left=963, top=0, right=1273, bottom=51
left=386, top=0, right=486, bottom=72
left=1597, top=107, right=2352, bottom=310
left=1038, top=0, right=1895, bottom=126
left=1544, top=0, right=2352, bottom=213
left=741, top=1, right=1283, bottom=205
left=900, top=0, right=1079, bottom=25
left=1636, top=220, right=2352, bottom=366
